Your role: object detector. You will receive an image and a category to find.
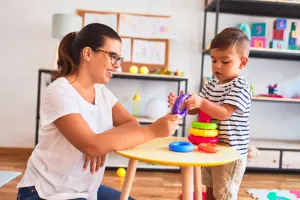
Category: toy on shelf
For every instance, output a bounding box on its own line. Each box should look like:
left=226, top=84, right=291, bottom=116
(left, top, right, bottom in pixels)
left=129, top=65, right=138, bottom=74
left=250, top=84, right=254, bottom=95
left=132, top=93, right=140, bottom=117
left=268, top=84, right=277, bottom=94
left=258, top=84, right=283, bottom=98
left=188, top=110, right=220, bottom=153
left=270, top=18, right=287, bottom=49
left=251, top=22, right=267, bottom=48
left=288, top=22, right=299, bottom=50
left=202, top=76, right=211, bottom=89
left=150, top=67, right=184, bottom=76
left=235, top=23, right=251, bottom=40
left=146, top=98, right=169, bottom=119
left=139, top=66, right=149, bottom=74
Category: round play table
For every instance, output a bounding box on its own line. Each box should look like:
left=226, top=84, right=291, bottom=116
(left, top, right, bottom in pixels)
left=116, top=136, right=240, bottom=200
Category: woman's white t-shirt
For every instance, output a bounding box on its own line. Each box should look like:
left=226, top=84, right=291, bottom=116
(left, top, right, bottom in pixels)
left=17, top=77, right=118, bottom=200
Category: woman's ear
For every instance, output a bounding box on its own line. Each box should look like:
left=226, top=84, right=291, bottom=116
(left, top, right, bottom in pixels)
left=239, top=57, right=249, bottom=69
left=82, top=47, right=92, bottom=62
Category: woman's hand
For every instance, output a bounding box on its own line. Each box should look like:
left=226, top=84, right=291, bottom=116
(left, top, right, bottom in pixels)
left=149, top=113, right=182, bottom=138
left=83, top=154, right=107, bottom=174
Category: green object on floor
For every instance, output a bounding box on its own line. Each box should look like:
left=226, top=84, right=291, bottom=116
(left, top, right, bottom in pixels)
left=267, top=192, right=290, bottom=200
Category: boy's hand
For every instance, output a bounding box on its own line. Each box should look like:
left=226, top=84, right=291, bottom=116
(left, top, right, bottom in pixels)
left=168, top=90, right=184, bottom=108
left=184, top=94, right=202, bottom=110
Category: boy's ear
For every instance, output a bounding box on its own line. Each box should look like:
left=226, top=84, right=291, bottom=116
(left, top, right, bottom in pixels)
left=239, top=57, right=248, bottom=69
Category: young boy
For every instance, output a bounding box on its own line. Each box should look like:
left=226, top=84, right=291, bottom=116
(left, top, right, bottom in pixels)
left=168, top=27, right=252, bottom=200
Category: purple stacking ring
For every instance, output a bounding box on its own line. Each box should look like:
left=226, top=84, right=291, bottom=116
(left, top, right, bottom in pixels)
left=171, top=94, right=190, bottom=118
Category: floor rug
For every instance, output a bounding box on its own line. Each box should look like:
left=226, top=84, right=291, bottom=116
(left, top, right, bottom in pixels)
left=247, top=189, right=300, bottom=200
left=0, top=171, right=22, bottom=187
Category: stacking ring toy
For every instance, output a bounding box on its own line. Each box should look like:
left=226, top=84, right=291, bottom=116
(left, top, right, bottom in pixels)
left=188, top=134, right=219, bottom=145
left=189, top=128, right=218, bottom=137
left=192, top=121, right=218, bottom=130
left=169, top=141, right=194, bottom=153
left=198, top=143, right=220, bottom=153
left=172, top=94, right=190, bottom=118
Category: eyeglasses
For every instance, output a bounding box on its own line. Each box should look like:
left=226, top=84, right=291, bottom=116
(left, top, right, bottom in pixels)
left=95, top=49, right=124, bottom=66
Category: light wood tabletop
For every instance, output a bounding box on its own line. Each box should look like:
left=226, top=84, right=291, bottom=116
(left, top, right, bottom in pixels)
left=116, top=136, right=240, bottom=200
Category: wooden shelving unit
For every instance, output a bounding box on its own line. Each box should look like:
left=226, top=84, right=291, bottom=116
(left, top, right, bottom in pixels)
left=203, top=47, right=300, bottom=61
left=252, top=96, right=300, bottom=103
left=201, top=0, right=300, bottom=172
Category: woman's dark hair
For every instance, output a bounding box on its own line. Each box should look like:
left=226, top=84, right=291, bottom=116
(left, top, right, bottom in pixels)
left=53, top=23, right=122, bottom=79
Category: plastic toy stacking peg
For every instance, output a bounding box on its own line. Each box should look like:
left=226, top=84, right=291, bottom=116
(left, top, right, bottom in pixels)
left=198, top=110, right=211, bottom=123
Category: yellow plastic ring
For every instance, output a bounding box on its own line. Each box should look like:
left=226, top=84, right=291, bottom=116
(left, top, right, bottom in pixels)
left=189, top=128, right=218, bottom=137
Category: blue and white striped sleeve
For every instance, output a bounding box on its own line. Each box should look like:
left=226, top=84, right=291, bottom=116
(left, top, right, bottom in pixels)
left=224, top=80, right=252, bottom=114
left=199, top=83, right=208, bottom=98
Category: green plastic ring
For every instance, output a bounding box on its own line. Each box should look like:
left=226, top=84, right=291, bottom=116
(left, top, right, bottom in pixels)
left=192, top=121, right=218, bottom=130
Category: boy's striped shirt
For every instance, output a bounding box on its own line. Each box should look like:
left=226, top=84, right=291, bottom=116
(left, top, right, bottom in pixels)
left=199, top=76, right=252, bottom=157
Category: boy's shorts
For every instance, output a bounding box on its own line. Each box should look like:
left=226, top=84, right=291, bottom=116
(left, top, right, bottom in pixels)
left=202, top=156, right=247, bottom=200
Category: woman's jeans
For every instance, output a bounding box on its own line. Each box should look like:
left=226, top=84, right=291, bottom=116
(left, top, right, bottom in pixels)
left=17, top=185, right=135, bottom=200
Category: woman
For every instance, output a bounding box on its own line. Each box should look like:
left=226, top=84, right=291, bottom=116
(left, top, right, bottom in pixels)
left=17, top=23, right=181, bottom=200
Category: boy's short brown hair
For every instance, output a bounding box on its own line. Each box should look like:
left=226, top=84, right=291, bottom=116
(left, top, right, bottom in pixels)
left=210, top=27, right=250, bottom=57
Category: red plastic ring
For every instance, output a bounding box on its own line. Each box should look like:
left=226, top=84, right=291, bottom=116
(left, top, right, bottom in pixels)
left=188, top=134, right=219, bottom=145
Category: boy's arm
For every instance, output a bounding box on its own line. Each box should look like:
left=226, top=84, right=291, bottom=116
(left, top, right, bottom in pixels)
left=199, top=99, right=237, bottom=120
left=200, top=80, right=252, bottom=120
left=188, top=81, right=209, bottom=115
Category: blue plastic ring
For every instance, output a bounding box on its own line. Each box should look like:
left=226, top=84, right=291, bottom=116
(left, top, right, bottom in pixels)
left=169, top=141, right=194, bottom=153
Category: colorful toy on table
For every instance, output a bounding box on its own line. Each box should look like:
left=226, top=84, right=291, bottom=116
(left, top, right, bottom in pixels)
left=169, top=141, right=194, bottom=153
left=169, top=94, right=194, bottom=153
left=188, top=110, right=220, bottom=153
left=251, top=22, right=267, bottom=48
left=270, top=18, right=287, bottom=50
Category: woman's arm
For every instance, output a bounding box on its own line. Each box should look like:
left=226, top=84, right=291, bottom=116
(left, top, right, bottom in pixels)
left=54, top=102, right=180, bottom=157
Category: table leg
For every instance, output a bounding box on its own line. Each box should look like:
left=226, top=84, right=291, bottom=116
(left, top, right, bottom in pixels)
left=120, top=159, right=138, bottom=200
left=194, top=166, right=202, bottom=200
left=182, top=166, right=194, bottom=200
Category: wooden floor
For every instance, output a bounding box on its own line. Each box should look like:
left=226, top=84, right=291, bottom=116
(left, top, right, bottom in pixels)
left=1, top=148, right=300, bottom=200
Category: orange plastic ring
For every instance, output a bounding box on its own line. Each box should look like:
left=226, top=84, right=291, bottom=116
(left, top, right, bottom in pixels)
left=198, top=143, right=220, bottom=153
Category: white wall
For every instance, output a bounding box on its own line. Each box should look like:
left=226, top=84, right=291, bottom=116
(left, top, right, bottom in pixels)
left=0, top=0, right=299, bottom=147
left=0, top=0, right=202, bottom=147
